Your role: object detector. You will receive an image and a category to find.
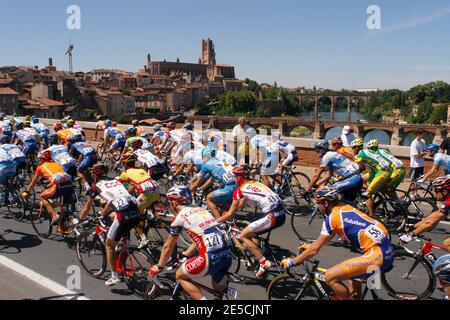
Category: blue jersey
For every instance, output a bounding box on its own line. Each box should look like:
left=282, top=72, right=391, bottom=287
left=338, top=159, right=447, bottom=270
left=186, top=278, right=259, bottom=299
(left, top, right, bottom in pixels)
left=32, top=123, right=50, bottom=135
left=71, top=142, right=96, bottom=157
left=320, top=151, right=359, bottom=179
left=0, top=144, right=25, bottom=161
left=434, top=153, right=450, bottom=172
left=48, top=145, right=77, bottom=167
left=105, top=127, right=125, bottom=140
left=200, top=158, right=236, bottom=186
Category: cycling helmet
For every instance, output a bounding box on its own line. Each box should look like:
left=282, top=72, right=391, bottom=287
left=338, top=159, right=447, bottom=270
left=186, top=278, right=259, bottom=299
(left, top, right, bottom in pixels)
left=125, top=127, right=137, bottom=137
left=433, top=254, right=450, bottom=284
left=232, top=165, right=249, bottom=177
left=202, top=147, right=216, bottom=161
left=132, top=119, right=140, bottom=126
left=153, top=124, right=162, bottom=131
left=31, top=116, right=39, bottom=124
left=0, top=135, right=10, bottom=144
left=91, top=163, right=109, bottom=176
left=112, top=121, right=118, bottom=127
left=184, top=123, right=193, bottom=131
left=331, top=137, right=343, bottom=149
left=167, top=122, right=175, bottom=130
left=432, top=176, right=450, bottom=192
left=140, top=131, right=150, bottom=139
left=53, top=122, right=63, bottom=131
left=427, top=144, right=440, bottom=154
left=166, top=186, right=192, bottom=205
left=48, top=133, right=58, bottom=145
left=104, top=119, right=112, bottom=128
left=24, top=120, right=31, bottom=128
left=367, top=139, right=380, bottom=150
left=66, top=119, right=75, bottom=127
left=37, top=150, right=52, bottom=161
left=16, top=122, right=24, bottom=130
left=350, top=138, right=364, bottom=148
left=314, top=140, right=329, bottom=154
left=314, top=187, right=341, bottom=202
left=131, top=138, right=144, bottom=150
left=120, top=151, right=136, bottom=165
left=24, top=115, right=32, bottom=122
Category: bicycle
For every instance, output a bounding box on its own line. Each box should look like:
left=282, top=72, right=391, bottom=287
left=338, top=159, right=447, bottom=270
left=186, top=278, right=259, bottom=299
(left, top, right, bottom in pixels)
left=145, top=268, right=238, bottom=300
left=267, top=258, right=382, bottom=300
left=0, top=180, right=27, bottom=222
left=76, top=216, right=154, bottom=298
left=381, top=234, right=447, bottom=300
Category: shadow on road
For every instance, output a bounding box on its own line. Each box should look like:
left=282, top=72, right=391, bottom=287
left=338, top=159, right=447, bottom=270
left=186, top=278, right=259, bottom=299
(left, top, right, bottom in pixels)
left=0, top=229, right=42, bottom=254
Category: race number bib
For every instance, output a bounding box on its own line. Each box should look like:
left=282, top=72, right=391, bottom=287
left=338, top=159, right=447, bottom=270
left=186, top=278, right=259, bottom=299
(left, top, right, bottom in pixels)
left=138, top=179, right=160, bottom=194
left=112, top=196, right=133, bottom=211
left=364, top=225, right=387, bottom=244
left=52, top=172, right=70, bottom=185
left=203, top=231, right=226, bottom=251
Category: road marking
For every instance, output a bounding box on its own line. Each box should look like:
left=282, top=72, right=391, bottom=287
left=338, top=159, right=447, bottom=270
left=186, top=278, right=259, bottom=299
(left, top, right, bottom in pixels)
left=0, top=255, right=90, bottom=300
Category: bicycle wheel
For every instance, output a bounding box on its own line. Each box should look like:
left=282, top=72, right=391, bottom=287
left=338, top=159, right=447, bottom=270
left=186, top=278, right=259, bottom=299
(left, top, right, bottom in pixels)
left=374, top=198, right=409, bottom=233
left=381, top=249, right=436, bottom=300
left=76, top=231, right=107, bottom=278
left=145, top=277, right=178, bottom=300
left=122, top=247, right=154, bottom=298
left=5, top=185, right=26, bottom=222
left=405, top=197, right=438, bottom=224
left=267, top=273, right=305, bottom=300
left=29, top=204, right=53, bottom=238
left=290, top=205, right=323, bottom=242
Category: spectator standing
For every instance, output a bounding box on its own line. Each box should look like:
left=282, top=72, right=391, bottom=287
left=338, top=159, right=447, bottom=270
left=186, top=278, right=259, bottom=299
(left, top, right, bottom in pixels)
left=340, top=125, right=356, bottom=147
left=440, top=134, right=450, bottom=155
left=232, top=117, right=251, bottom=157
left=410, top=130, right=428, bottom=196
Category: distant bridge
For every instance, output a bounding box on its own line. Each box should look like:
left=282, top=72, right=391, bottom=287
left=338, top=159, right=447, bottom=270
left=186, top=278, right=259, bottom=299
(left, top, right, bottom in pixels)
left=188, top=115, right=449, bottom=146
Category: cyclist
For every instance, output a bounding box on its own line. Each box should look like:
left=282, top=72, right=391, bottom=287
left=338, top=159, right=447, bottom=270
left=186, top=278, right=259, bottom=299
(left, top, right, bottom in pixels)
left=250, top=135, right=277, bottom=187
left=12, top=122, right=39, bottom=158
left=419, top=144, right=450, bottom=181
left=94, top=115, right=106, bottom=141
left=350, top=138, right=392, bottom=216
left=152, top=124, right=175, bottom=156
left=217, top=165, right=286, bottom=278
left=331, top=137, right=355, bottom=160
left=68, top=133, right=98, bottom=182
left=149, top=186, right=232, bottom=300
left=190, top=147, right=237, bottom=219
left=175, top=148, right=203, bottom=178
left=47, top=136, right=78, bottom=179
left=280, top=187, right=394, bottom=300
left=22, top=150, right=74, bottom=228
left=54, top=122, right=74, bottom=147
left=0, top=135, right=26, bottom=175
left=130, top=139, right=165, bottom=181
left=305, top=140, right=363, bottom=203
left=367, top=139, right=405, bottom=196
left=104, top=121, right=126, bottom=159
left=270, top=132, right=298, bottom=175
left=79, top=163, right=140, bottom=286
left=0, top=147, right=17, bottom=194
left=66, top=119, right=85, bottom=138
left=131, top=119, right=146, bottom=137
left=31, top=116, right=50, bottom=148
left=118, top=152, right=161, bottom=248
left=433, top=254, right=450, bottom=300
left=400, top=176, right=450, bottom=244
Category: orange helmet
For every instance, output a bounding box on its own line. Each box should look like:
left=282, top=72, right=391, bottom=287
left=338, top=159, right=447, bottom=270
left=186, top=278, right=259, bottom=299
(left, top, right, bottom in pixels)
left=54, top=122, right=63, bottom=131
left=331, top=137, right=343, bottom=149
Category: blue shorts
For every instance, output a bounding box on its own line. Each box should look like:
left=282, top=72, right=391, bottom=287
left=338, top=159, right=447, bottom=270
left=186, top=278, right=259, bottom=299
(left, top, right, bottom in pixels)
left=331, top=174, right=363, bottom=202
left=111, top=139, right=125, bottom=151
left=211, top=184, right=236, bottom=203
left=23, top=141, right=38, bottom=157
left=207, top=249, right=232, bottom=283
left=0, top=162, right=17, bottom=184
left=63, top=163, right=78, bottom=178
left=78, top=154, right=97, bottom=172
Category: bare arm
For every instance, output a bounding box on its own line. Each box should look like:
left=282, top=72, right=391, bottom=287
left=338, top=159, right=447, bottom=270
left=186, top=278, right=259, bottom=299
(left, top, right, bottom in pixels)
left=216, top=199, right=245, bottom=223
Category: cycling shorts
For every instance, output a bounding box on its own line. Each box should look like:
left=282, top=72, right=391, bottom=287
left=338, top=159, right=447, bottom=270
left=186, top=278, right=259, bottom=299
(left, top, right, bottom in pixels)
left=367, top=170, right=391, bottom=194
left=63, top=163, right=78, bottom=179
left=388, top=167, right=406, bottom=189
left=331, top=174, right=363, bottom=203
left=0, top=162, right=16, bottom=185
left=334, top=240, right=394, bottom=280
left=137, top=191, right=160, bottom=212
left=110, top=139, right=125, bottom=151
left=22, top=141, right=38, bottom=157
left=282, top=152, right=298, bottom=167
left=181, top=249, right=232, bottom=283
left=41, top=183, right=75, bottom=202
left=107, top=203, right=141, bottom=242
left=248, top=207, right=286, bottom=235
left=78, top=154, right=98, bottom=172
left=211, top=184, right=236, bottom=203
left=149, top=163, right=166, bottom=181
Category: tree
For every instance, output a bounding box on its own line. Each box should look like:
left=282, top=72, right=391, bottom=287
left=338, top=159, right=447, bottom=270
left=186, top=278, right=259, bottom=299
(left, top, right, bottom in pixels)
left=194, top=102, right=212, bottom=115
left=427, top=105, right=448, bottom=124
left=217, top=91, right=257, bottom=116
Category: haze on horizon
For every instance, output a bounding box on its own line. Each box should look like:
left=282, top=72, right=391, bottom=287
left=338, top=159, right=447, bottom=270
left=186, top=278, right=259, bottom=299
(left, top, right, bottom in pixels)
left=1, top=0, right=449, bottom=91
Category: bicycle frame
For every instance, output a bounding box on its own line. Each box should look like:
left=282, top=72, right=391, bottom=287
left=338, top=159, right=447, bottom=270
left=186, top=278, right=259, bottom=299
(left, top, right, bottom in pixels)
left=402, top=237, right=447, bottom=264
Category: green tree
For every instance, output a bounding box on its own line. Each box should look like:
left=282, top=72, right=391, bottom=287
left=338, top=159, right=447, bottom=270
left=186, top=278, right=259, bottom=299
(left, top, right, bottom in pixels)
left=217, top=91, right=257, bottom=116
left=427, top=105, right=448, bottom=124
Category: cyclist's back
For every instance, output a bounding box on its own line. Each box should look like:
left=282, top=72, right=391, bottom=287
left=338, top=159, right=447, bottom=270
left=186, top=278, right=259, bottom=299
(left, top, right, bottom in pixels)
left=0, top=148, right=16, bottom=184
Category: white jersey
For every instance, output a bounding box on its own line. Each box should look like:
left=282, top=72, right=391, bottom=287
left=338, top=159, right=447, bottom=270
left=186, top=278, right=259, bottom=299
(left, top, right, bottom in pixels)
left=94, top=179, right=137, bottom=211
left=1, top=144, right=25, bottom=160
left=0, top=120, right=11, bottom=129
left=15, top=129, right=35, bottom=143
left=233, top=181, right=282, bottom=214
left=183, top=149, right=203, bottom=166
left=134, top=149, right=162, bottom=168
left=272, top=140, right=296, bottom=154
left=48, top=145, right=76, bottom=166
left=170, top=206, right=229, bottom=254
left=0, top=148, right=14, bottom=163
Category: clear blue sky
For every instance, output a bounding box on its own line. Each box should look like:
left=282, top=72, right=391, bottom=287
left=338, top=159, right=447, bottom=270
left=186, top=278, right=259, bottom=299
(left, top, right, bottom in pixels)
left=1, top=0, right=450, bottom=90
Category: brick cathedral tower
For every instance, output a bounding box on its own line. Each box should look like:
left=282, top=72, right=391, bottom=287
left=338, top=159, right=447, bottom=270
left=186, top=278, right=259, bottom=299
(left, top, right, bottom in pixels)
left=201, top=38, right=216, bottom=66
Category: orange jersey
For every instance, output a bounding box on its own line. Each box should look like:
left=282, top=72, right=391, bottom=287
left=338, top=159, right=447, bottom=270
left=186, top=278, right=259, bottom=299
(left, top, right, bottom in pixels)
left=56, top=129, right=73, bottom=146
left=336, top=147, right=355, bottom=160
left=321, top=204, right=390, bottom=253
left=35, top=161, right=71, bottom=185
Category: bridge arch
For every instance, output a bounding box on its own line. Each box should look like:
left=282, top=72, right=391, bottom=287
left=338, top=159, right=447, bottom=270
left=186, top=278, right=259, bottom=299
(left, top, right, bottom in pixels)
left=363, top=129, right=392, bottom=145
left=402, top=131, right=435, bottom=146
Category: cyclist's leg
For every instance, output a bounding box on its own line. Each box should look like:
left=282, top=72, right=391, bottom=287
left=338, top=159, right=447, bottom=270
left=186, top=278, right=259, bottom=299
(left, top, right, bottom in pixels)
left=177, top=254, right=209, bottom=300
left=40, top=185, right=59, bottom=220
left=366, top=170, right=391, bottom=216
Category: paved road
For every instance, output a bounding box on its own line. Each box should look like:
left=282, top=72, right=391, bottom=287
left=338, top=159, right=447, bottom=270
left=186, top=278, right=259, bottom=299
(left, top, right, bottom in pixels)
left=1, top=200, right=449, bottom=300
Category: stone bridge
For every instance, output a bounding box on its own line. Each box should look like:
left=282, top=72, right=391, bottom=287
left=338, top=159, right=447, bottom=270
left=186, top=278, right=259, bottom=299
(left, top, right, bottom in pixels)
left=188, top=115, right=449, bottom=146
